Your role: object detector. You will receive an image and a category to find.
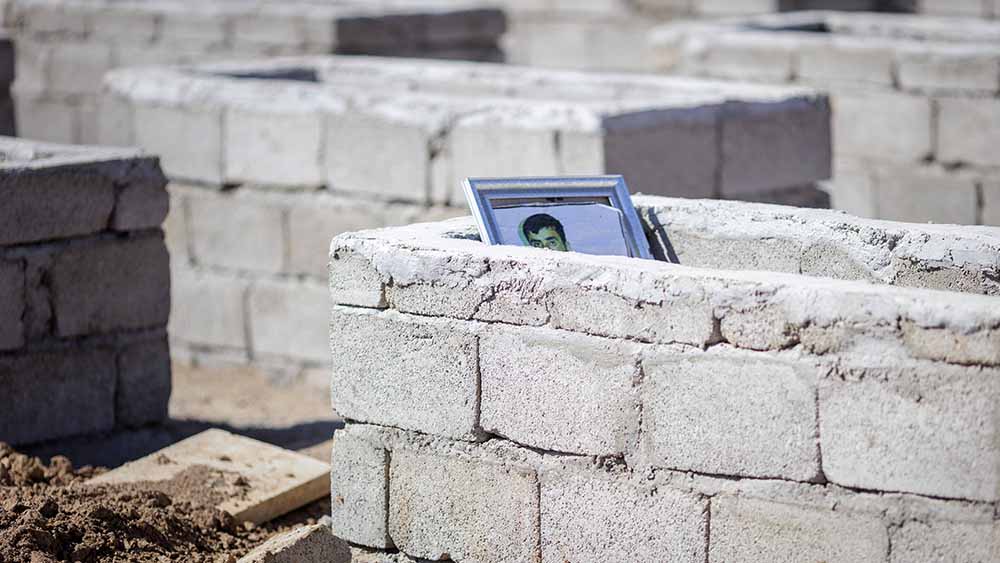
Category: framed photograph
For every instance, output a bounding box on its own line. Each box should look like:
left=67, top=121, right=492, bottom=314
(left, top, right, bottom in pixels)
left=463, top=175, right=652, bottom=260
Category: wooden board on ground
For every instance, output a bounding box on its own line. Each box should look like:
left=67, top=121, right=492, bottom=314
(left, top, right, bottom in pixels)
left=88, top=429, right=330, bottom=524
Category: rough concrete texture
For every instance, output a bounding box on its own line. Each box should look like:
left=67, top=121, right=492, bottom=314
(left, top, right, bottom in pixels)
left=329, top=427, right=392, bottom=549
left=388, top=448, right=540, bottom=562
left=329, top=307, right=481, bottom=441
left=541, top=471, right=707, bottom=563
left=10, top=0, right=506, bottom=145
left=634, top=195, right=1000, bottom=295
left=0, top=138, right=172, bottom=445
left=237, top=523, right=351, bottom=563
left=480, top=325, right=641, bottom=456
left=649, top=11, right=1000, bottom=225
left=103, top=56, right=831, bottom=204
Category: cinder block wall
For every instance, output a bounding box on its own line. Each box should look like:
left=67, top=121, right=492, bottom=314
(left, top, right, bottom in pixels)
left=650, top=11, right=1000, bottom=226
left=8, top=0, right=505, bottom=144
left=0, top=137, right=171, bottom=446
left=101, top=56, right=835, bottom=380
left=328, top=206, right=1000, bottom=562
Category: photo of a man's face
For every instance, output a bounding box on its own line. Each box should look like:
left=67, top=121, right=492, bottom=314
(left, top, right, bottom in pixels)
left=492, top=203, right=631, bottom=257
left=521, top=214, right=569, bottom=252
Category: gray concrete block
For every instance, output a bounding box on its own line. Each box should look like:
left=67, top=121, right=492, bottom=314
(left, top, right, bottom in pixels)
left=720, top=97, right=832, bottom=196
left=833, top=91, right=932, bottom=163
left=329, top=427, right=392, bottom=549
left=186, top=190, right=285, bottom=273
left=541, top=472, right=707, bottom=563
left=289, top=197, right=399, bottom=280
left=479, top=326, right=640, bottom=456
left=12, top=95, right=77, bottom=144
left=897, top=46, right=1000, bottom=94
left=328, top=249, right=387, bottom=309
left=388, top=448, right=539, bottom=562
left=0, top=165, right=115, bottom=246
left=111, top=158, right=170, bottom=232
left=47, top=42, right=112, bottom=96
left=0, top=348, right=116, bottom=445
left=709, top=495, right=889, bottom=563
left=134, top=103, right=224, bottom=185
left=330, top=308, right=480, bottom=441
left=874, top=165, right=978, bottom=225
left=96, top=93, right=135, bottom=147
left=248, top=279, right=328, bottom=363
left=690, top=31, right=796, bottom=82
left=798, top=38, right=895, bottom=86
left=938, top=97, right=1000, bottom=168
left=0, top=260, right=25, bottom=351
left=820, top=361, right=1000, bottom=501
left=641, top=349, right=821, bottom=481
left=49, top=234, right=171, bottom=337
left=168, top=267, right=248, bottom=350
left=983, top=177, right=1000, bottom=227
left=116, top=331, right=171, bottom=428
left=890, top=519, right=1000, bottom=563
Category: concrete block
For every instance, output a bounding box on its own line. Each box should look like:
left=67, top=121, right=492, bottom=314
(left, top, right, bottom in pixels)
left=709, top=496, right=889, bottom=563
left=0, top=165, right=115, bottom=246
left=641, top=350, right=821, bottom=481
left=690, top=31, right=796, bottom=82
left=983, top=177, right=1000, bottom=226
left=918, top=0, right=991, bottom=16
left=168, top=267, right=248, bottom=350
left=111, top=159, right=170, bottom=232
left=799, top=39, right=895, bottom=86
left=288, top=197, right=392, bottom=280
left=159, top=10, right=230, bottom=47
left=897, top=47, right=1000, bottom=94
left=0, top=261, right=24, bottom=351
left=329, top=427, right=392, bottom=549
left=324, top=110, right=432, bottom=202
left=827, top=160, right=877, bottom=218
left=163, top=185, right=190, bottom=266
left=720, top=97, right=832, bottom=196
left=13, top=96, right=76, bottom=143
left=48, top=42, right=112, bottom=96
left=449, top=114, right=560, bottom=192
left=890, top=520, right=1000, bottom=563
left=874, top=166, right=978, bottom=225
left=49, top=234, right=171, bottom=337
left=541, top=472, right=707, bottom=563
left=388, top=449, right=539, bottom=562
left=0, top=348, right=116, bottom=445
left=833, top=91, right=932, bottom=163
left=479, top=326, right=640, bottom=456
left=12, top=39, right=50, bottom=96
left=14, top=1, right=90, bottom=37
left=603, top=107, right=718, bottom=199
left=224, top=109, right=323, bottom=188
left=116, top=332, right=171, bottom=428
left=96, top=94, right=134, bottom=147
left=232, top=14, right=304, bottom=48
left=820, top=362, right=1000, bottom=501
left=248, top=279, right=328, bottom=363
left=938, top=97, right=1000, bottom=168
left=186, top=191, right=285, bottom=273
left=329, top=249, right=387, bottom=309
left=91, top=7, right=159, bottom=43
left=238, top=523, right=350, bottom=563
left=329, top=308, right=480, bottom=441
left=547, top=287, right=716, bottom=347
left=134, top=103, right=224, bottom=185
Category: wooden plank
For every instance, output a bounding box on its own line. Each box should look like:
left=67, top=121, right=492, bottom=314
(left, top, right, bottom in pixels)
left=88, top=429, right=330, bottom=524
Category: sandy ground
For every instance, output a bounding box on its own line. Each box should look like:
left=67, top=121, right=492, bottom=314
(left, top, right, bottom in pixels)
left=23, top=362, right=342, bottom=468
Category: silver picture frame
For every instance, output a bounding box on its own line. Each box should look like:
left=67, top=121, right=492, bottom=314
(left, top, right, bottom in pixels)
left=463, top=175, right=653, bottom=260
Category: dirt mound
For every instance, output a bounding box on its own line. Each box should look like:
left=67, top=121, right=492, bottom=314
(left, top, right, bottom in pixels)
left=0, top=443, right=330, bottom=563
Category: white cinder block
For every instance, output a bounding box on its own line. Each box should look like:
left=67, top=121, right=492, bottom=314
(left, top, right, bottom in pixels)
left=642, top=350, right=821, bottom=481
left=798, top=38, right=895, bottom=86
left=897, top=46, right=1000, bottom=94
left=168, top=268, right=248, bottom=350
left=710, top=496, right=889, bottom=563
left=833, top=91, right=933, bottom=163
left=388, top=449, right=539, bottom=562
left=248, top=279, right=328, bottom=363
left=820, top=362, right=1000, bottom=502
left=12, top=39, right=50, bottom=96
left=541, top=472, right=706, bottom=563
left=13, top=96, right=76, bottom=143
left=982, top=177, right=1000, bottom=226
left=874, top=165, right=978, bottom=225
left=96, top=94, right=134, bottom=147
left=134, top=103, right=224, bottom=184
left=185, top=190, right=285, bottom=273
left=479, top=326, right=641, bottom=456
left=689, top=32, right=796, bottom=82
left=48, top=43, right=113, bottom=97
left=224, top=108, right=323, bottom=188
left=890, top=520, right=1000, bottom=563
left=329, top=427, right=392, bottom=549
left=938, top=97, right=1000, bottom=168
left=329, top=308, right=481, bottom=441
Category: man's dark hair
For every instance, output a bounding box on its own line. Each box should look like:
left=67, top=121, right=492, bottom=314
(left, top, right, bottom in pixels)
left=521, top=213, right=566, bottom=241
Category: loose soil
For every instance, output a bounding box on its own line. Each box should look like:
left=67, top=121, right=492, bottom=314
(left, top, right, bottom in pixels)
left=0, top=443, right=330, bottom=563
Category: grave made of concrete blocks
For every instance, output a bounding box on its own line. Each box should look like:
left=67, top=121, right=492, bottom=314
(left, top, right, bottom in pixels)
left=100, top=55, right=833, bottom=379
left=0, top=137, right=171, bottom=446
left=9, top=0, right=506, bottom=145
left=650, top=10, right=1000, bottom=226
left=328, top=197, right=1000, bottom=562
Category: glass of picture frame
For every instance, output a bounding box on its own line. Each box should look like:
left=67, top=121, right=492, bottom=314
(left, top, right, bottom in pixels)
left=463, top=175, right=652, bottom=260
